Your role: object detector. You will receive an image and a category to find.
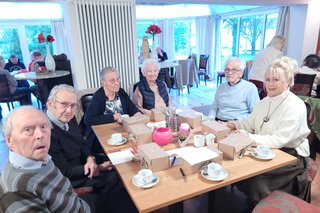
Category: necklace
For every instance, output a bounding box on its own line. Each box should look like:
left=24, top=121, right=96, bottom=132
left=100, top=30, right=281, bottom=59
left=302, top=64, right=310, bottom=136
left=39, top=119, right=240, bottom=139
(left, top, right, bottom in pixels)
left=260, top=92, right=289, bottom=130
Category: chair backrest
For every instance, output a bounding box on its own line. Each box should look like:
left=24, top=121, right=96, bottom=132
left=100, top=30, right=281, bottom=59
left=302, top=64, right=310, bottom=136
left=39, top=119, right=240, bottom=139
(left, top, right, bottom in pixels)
left=81, top=93, right=93, bottom=114
left=291, top=73, right=316, bottom=96
left=199, top=55, right=210, bottom=70
left=0, top=75, right=11, bottom=98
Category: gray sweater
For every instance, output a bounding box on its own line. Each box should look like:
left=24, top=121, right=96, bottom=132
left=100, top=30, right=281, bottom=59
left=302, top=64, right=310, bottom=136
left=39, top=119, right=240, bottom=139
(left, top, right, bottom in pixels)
left=0, top=160, right=91, bottom=213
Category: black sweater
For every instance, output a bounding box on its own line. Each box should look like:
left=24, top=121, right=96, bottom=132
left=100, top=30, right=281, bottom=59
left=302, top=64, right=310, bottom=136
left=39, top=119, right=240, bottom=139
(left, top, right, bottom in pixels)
left=84, top=87, right=140, bottom=151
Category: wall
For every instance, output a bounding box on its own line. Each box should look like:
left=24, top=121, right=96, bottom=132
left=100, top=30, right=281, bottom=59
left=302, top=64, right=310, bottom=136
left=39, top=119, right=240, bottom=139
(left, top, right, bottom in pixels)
left=286, top=2, right=320, bottom=65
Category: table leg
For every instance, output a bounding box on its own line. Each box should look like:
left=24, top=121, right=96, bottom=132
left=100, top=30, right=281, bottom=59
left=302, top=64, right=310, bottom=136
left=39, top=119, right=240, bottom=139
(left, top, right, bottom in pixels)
left=169, top=201, right=183, bottom=213
left=208, top=190, right=216, bottom=212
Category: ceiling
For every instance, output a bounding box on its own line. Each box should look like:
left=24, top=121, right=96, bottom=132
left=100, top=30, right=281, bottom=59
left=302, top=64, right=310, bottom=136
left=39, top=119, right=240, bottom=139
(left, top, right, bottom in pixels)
left=135, top=0, right=311, bottom=16
left=135, top=0, right=311, bottom=6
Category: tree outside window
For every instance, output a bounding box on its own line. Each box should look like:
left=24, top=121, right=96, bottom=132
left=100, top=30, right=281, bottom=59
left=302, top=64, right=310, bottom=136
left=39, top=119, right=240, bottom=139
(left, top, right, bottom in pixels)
left=221, top=11, right=278, bottom=68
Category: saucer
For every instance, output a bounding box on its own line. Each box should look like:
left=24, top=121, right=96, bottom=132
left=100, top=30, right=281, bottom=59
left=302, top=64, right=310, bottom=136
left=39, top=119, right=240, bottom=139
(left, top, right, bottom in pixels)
left=201, top=167, right=228, bottom=181
left=250, top=149, right=275, bottom=160
left=132, top=174, right=159, bottom=189
left=107, top=137, right=127, bottom=146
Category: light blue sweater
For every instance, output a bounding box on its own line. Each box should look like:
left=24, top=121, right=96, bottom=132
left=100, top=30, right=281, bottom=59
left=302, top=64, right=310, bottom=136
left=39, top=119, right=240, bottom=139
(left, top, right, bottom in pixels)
left=210, top=79, right=260, bottom=121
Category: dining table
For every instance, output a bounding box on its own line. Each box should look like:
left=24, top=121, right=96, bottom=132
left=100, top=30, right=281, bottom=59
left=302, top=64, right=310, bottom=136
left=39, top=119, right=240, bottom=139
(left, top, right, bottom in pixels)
left=92, top=122, right=297, bottom=213
left=174, top=59, right=199, bottom=91
left=14, top=70, right=71, bottom=107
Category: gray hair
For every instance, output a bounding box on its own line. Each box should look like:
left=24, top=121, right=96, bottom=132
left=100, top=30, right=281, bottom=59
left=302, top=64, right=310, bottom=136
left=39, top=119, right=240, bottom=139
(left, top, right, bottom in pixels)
left=100, top=66, right=119, bottom=81
left=141, top=58, right=160, bottom=75
left=3, top=106, right=51, bottom=137
left=265, top=56, right=298, bottom=87
left=47, top=84, right=79, bottom=102
left=0, top=56, right=5, bottom=68
left=225, top=57, right=246, bottom=71
left=267, top=35, right=285, bottom=50
left=31, top=50, right=43, bottom=57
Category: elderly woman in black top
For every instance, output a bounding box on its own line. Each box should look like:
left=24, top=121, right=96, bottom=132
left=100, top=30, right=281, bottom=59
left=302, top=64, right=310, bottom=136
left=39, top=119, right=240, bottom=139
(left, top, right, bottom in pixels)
left=133, top=58, right=172, bottom=116
left=84, top=67, right=141, bottom=152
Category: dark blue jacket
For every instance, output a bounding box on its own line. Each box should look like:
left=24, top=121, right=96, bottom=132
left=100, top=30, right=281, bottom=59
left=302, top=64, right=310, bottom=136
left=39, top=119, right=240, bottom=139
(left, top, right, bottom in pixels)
left=137, top=78, right=169, bottom=110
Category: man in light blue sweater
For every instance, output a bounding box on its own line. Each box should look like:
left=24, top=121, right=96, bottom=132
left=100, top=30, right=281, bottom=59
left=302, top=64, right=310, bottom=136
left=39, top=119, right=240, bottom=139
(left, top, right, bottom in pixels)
left=0, top=106, right=91, bottom=213
left=209, top=57, right=260, bottom=121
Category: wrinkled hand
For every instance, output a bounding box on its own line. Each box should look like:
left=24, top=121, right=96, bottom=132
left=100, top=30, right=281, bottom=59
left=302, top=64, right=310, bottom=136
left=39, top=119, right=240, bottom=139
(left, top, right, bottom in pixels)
left=226, top=122, right=237, bottom=130
left=113, top=113, right=121, bottom=121
left=98, top=161, right=114, bottom=171
left=84, top=157, right=98, bottom=178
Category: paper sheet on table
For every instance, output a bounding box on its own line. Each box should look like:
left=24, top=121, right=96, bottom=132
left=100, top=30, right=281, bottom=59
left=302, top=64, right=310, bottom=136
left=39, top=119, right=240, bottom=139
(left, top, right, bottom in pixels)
left=107, top=149, right=133, bottom=165
left=166, top=146, right=219, bottom=165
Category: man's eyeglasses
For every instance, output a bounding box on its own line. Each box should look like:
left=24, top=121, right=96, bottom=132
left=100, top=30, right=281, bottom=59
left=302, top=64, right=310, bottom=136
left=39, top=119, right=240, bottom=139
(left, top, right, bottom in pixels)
left=55, top=100, right=77, bottom=110
left=224, top=68, right=241, bottom=74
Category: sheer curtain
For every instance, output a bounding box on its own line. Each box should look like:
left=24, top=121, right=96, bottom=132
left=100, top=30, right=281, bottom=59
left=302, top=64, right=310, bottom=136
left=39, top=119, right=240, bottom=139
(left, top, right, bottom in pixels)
left=195, top=16, right=217, bottom=78
left=276, top=6, right=290, bottom=55
left=158, top=20, right=175, bottom=61
left=51, top=20, right=70, bottom=56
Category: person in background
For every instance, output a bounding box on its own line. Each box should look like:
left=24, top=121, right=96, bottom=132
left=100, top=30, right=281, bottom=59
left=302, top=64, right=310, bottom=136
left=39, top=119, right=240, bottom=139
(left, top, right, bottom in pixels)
left=84, top=67, right=141, bottom=153
left=47, top=84, right=136, bottom=213
left=133, top=58, right=171, bottom=116
left=227, top=57, right=310, bottom=211
left=28, top=50, right=44, bottom=72
left=209, top=57, right=259, bottom=121
left=0, top=56, right=32, bottom=106
left=0, top=106, right=91, bottom=212
left=297, top=54, right=320, bottom=96
left=156, top=47, right=168, bottom=62
left=4, top=53, right=30, bottom=88
left=249, top=35, right=286, bottom=99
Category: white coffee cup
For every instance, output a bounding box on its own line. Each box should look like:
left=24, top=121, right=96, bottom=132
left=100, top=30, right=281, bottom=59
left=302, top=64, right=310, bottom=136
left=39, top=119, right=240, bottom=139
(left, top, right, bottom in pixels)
left=121, top=114, right=129, bottom=120
left=205, top=133, right=216, bottom=146
left=194, top=134, right=205, bottom=147
left=111, top=133, right=122, bottom=144
left=256, top=144, right=270, bottom=158
left=207, top=162, right=222, bottom=178
left=137, top=169, right=153, bottom=185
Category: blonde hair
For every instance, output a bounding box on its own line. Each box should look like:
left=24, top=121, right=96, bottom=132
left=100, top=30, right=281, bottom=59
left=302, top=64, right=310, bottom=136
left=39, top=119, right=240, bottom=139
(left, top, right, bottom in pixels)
left=0, top=56, right=5, bottom=68
left=265, top=56, right=298, bottom=87
left=267, top=35, right=285, bottom=50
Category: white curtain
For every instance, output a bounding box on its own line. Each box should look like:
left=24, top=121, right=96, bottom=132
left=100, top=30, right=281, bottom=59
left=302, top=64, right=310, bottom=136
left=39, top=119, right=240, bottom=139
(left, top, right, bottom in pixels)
left=157, top=20, right=175, bottom=61
left=51, top=20, right=69, bottom=56
left=195, top=16, right=216, bottom=78
left=276, top=6, right=290, bottom=55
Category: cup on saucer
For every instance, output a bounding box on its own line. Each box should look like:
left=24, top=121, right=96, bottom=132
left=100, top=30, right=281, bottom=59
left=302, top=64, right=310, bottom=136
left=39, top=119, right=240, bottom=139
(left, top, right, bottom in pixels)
left=136, top=169, right=153, bottom=185
left=110, top=133, right=122, bottom=144
left=207, top=162, right=222, bottom=178
left=194, top=134, right=205, bottom=147
left=256, top=144, right=270, bottom=158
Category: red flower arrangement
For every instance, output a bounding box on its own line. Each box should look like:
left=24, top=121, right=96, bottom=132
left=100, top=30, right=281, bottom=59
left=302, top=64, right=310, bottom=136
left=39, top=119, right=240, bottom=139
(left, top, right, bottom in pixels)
left=145, top=24, right=162, bottom=41
left=37, top=32, right=55, bottom=43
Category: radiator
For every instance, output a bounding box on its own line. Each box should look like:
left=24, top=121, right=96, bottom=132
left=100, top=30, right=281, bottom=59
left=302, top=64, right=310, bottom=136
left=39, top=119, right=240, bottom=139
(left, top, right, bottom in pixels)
left=74, top=0, right=138, bottom=91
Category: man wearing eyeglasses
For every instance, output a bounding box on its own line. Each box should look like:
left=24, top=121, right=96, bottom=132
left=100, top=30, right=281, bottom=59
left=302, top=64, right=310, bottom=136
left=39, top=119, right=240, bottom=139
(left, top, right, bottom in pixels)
left=209, top=57, right=260, bottom=121
left=46, top=84, right=136, bottom=213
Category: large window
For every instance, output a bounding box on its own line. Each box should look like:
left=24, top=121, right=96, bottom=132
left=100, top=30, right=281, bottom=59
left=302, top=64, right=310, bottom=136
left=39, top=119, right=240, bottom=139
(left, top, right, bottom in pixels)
left=174, top=20, right=196, bottom=59
left=0, top=2, right=62, bottom=66
left=221, top=11, right=278, bottom=67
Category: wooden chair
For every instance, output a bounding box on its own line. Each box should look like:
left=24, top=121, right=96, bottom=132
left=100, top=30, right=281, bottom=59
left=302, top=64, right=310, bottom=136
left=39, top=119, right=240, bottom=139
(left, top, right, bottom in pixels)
left=0, top=74, right=28, bottom=111
left=291, top=73, right=316, bottom=96
left=216, top=71, right=225, bottom=87
left=198, top=55, right=210, bottom=86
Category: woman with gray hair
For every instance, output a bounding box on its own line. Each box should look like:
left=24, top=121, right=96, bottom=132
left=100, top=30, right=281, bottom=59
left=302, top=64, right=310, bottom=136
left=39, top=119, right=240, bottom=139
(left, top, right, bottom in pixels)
left=249, top=35, right=286, bottom=99
left=84, top=67, right=140, bottom=151
left=133, top=58, right=171, bottom=116
left=227, top=56, right=310, bottom=211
